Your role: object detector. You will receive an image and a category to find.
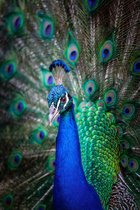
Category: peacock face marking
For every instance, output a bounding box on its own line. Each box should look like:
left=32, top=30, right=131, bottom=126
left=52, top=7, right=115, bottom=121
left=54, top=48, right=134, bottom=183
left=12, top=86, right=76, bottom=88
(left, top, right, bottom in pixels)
left=47, top=85, right=73, bottom=124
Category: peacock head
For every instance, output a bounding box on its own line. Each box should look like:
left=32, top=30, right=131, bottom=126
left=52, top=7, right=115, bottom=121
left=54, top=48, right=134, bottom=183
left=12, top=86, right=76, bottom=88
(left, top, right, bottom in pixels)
left=47, top=85, right=73, bottom=124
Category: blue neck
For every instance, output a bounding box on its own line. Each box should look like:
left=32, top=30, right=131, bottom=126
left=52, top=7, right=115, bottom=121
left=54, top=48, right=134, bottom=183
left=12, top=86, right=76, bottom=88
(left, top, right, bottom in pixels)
left=53, top=104, right=103, bottom=210
left=55, top=105, right=86, bottom=181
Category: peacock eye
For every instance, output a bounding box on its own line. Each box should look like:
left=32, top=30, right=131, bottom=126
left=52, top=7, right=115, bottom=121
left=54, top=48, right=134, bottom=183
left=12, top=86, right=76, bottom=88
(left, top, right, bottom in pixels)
left=61, top=96, right=66, bottom=103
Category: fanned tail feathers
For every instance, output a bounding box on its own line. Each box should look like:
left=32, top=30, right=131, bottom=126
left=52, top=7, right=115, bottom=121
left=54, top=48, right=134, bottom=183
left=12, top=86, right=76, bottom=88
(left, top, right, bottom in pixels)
left=0, top=0, right=140, bottom=209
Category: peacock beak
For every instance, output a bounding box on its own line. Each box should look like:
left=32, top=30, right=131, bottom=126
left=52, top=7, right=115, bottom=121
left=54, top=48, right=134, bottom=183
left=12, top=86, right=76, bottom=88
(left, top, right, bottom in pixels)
left=48, top=100, right=60, bottom=125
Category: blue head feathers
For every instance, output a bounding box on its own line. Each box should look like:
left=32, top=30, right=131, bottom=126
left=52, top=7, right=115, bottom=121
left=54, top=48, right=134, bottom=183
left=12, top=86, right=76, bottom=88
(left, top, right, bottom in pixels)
left=47, top=85, right=73, bottom=123
left=47, top=60, right=73, bottom=124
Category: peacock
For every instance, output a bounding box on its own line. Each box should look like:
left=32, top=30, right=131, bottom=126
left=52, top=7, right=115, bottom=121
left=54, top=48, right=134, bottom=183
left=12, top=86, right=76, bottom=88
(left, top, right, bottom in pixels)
left=0, top=0, right=140, bottom=209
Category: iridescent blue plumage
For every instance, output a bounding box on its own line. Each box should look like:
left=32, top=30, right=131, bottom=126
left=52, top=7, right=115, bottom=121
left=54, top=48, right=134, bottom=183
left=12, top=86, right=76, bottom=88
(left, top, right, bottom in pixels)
left=47, top=86, right=103, bottom=210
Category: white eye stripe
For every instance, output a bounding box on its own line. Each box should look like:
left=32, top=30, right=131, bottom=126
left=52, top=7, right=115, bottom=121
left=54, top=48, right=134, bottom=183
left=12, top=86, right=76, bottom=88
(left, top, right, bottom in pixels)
left=64, top=92, right=69, bottom=108
left=51, top=98, right=60, bottom=116
left=49, top=102, right=55, bottom=112
left=56, top=98, right=61, bottom=110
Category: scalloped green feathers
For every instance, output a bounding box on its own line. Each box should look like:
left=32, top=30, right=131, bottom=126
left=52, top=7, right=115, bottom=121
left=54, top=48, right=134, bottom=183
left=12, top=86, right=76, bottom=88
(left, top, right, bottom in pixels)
left=76, top=101, right=120, bottom=208
left=77, top=101, right=94, bottom=112
left=30, top=126, right=48, bottom=145
left=5, top=10, right=25, bottom=35
left=64, top=31, right=80, bottom=65
left=9, top=96, right=27, bottom=118
left=0, top=60, right=17, bottom=81
left=36, top=12, right=55, bottom=40
left=96, top=99, right=106, bottom=110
